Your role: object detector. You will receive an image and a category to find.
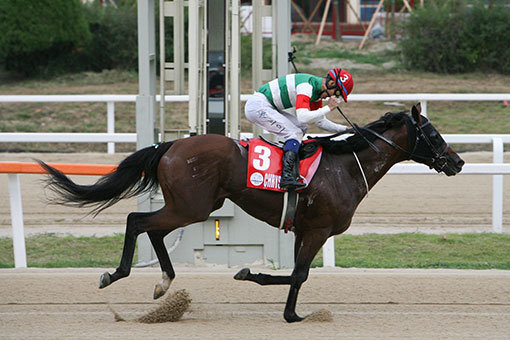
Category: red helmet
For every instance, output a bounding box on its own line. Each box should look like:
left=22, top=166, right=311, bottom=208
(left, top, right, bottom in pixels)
left=326, top=68, right=353, bottom=102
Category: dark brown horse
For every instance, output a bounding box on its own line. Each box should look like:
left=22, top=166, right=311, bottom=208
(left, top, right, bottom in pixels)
left=39, top=104, right=464, bottom=322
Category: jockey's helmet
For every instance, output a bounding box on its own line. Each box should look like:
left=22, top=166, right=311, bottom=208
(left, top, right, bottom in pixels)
left=326, top=68, right=353, bottom=102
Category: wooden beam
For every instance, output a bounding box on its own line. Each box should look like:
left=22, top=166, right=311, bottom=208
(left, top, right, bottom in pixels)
left=358, top=0, right=384, bottom=50
left=346, top=0, right=367, bottom=31
left=302, top=0, right=325, bottom=34
left=291, top=1, right=315, bottom=33
left=402, top=0, right=413, bottom=12
left=315, top=0, right=332, bottom=45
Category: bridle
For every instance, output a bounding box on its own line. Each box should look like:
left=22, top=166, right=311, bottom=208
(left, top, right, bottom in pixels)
left=361, top=114, right=450, bottom=173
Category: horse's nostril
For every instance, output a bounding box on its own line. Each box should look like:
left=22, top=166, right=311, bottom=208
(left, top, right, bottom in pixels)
left=457, top=159, right=465, bottom=168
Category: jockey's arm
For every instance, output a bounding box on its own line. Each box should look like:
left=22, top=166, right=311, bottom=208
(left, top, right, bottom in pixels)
left=296, top=95, right=347, bottom=133
left=315, top=116, right=347, bottom=133
left=295, top=94, right=330, bottom=124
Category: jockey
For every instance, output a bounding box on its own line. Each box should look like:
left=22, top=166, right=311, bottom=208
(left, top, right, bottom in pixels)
left=245, top=68, right=354, bottom=190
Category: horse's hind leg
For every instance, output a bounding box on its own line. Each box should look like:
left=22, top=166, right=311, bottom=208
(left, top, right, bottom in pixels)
left=99, top=211, right=155, bottom=289
left=147, top=230, right=176, bottom=299
left=98, top=208, right=182, bottom=289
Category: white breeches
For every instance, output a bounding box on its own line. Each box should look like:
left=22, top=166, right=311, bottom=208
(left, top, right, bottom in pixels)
left=244, top=93, right=307, bottom=141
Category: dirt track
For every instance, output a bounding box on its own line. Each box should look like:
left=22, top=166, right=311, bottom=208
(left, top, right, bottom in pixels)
left=1, top=151, right=509, bottom=237
left=1, top=152, right=510, bottom=338
left=1, top=267, right=510, bottom=339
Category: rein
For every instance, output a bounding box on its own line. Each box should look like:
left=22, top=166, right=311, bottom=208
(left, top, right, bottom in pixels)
left=352, top=151, right=369, bottom=196
left=361, top=114, right=450, bottom=172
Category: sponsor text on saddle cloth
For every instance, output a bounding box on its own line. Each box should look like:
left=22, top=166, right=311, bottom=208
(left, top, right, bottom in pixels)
left=246, top=138, right=322, bottom=192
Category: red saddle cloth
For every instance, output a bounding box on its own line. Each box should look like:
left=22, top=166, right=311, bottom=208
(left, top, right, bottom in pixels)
left=245, top=138, right=322, bottom=192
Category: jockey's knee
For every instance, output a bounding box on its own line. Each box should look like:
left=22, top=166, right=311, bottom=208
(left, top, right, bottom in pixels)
left=285, top=131, right=303, bottom=143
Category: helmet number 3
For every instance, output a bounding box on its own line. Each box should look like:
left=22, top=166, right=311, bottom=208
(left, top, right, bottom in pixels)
left=340, top=74, right=349, bottom=83
left=253, top=145, right=271, bottom=171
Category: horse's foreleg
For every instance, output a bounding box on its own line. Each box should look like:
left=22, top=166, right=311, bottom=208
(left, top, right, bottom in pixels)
left=99, top=211, right=155, bottom=289
left=234, top=268, right=291, bottom=285
left=294, top=233, right=303, bottom=262
left=283, top=231, right=329, bottom=323
left=148, top=230, right=176, bottom=299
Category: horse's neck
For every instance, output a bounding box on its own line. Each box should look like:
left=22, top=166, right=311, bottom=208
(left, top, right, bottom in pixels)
left=356, top=129, right=408, bottom=191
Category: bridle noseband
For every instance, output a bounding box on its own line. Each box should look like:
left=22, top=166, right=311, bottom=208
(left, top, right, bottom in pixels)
left=408, top=115, right=450, bottom=172
left=362, top=114, right=450, bottom=173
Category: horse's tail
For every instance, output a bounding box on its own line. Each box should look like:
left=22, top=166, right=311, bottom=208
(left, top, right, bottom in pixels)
left=38, top=142, right=174, bottom=215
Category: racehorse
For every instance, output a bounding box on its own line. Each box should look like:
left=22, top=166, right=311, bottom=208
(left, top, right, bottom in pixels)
left=39, top=104, right=464, bottom=322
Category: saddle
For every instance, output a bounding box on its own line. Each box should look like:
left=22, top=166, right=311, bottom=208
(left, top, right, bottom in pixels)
left=242, top=138, right=323, bottom=192
left=240, top=138, right=323, bottom=233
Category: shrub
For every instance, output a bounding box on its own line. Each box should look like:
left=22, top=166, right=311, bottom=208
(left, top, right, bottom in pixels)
left=79, top=1, right=138, bottom=72
left=0, top=0, right=90, bottom=76
left=75, top=0, right=176, bottom=74
left=400, top=0, right=510, bottom=74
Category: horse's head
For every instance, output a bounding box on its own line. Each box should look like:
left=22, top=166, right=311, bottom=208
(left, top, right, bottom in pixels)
left=408, top=104, right=464, bottom=176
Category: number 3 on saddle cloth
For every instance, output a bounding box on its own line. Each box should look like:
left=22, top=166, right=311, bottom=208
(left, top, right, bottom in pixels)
left=243, top=138, right=323, bottom=192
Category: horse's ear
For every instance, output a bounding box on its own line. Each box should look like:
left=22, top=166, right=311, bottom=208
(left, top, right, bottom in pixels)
left=411, top=103, right=422, bottom=124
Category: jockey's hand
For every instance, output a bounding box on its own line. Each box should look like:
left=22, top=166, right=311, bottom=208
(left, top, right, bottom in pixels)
left=327, top=96, right=340, bottom=110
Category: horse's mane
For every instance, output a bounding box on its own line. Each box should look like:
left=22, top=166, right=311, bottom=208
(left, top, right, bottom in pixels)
left=315, top=111, right=409, bottom=154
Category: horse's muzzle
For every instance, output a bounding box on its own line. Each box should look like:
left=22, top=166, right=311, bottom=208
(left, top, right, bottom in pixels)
left=443, top=154, right=465, bottom=176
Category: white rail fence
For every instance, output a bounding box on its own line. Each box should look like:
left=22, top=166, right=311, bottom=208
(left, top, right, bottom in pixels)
left=321, top=134, right=510, bottom=267
left=2, top=94, right=509, bottom=268
left=1, top=93, right=510, bottom=152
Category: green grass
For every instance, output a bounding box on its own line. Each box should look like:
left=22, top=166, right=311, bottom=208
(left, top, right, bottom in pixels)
left=1, top=233, right=509, bottom=269
left=0, top=234, right=134, bottom=268
left=1, top=50, right=509, bottom=153
left=311, top=233, right=510, bottom=269
left=429, top=102, right=510, bottom=134
left=292, top=41, right=400, bottom=67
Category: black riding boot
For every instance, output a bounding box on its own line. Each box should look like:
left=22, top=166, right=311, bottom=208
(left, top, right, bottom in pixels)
left=280, top=150, right=306, bottom=190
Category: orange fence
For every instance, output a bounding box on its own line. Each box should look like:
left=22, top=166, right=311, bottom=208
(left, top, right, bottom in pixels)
left=0, top=162, right=117, bottom=175
left=3, top=161, right=118, bottom=268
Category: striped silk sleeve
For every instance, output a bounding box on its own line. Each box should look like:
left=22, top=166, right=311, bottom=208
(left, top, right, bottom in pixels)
left=310, top=100, right=322, bottom=110
left=315, top=117, right=347, bottom=133
left=295, top=84, right=330, bottom=124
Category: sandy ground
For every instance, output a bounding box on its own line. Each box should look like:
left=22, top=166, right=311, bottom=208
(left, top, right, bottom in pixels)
left=1, top=151, right=509, bottom=237
left=1, top=152, right=510, bottom=338
left=1, top=267, right=510, bottom=339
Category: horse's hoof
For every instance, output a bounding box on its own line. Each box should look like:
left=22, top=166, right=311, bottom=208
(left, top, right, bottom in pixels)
left=98, top=272, right=111, bottom=289
left=153, top=283, right=166, bottom=300
left=233, top=268, right=250, bottom=281
left=284, top=311, right=304, bottom=323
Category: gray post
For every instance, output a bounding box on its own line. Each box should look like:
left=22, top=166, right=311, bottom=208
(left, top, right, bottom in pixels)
left=136, top=0, right=157, bottom=263
left=275, top=0, right=295, bottom=269
left=276, top=0, right=291, bottom=78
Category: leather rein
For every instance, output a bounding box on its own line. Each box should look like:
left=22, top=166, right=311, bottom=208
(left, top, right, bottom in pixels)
left=361, top=114, right=450, bottom=173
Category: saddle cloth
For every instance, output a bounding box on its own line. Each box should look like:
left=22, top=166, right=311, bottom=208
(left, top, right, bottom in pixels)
left=244, top=138, right=322, bottom=192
